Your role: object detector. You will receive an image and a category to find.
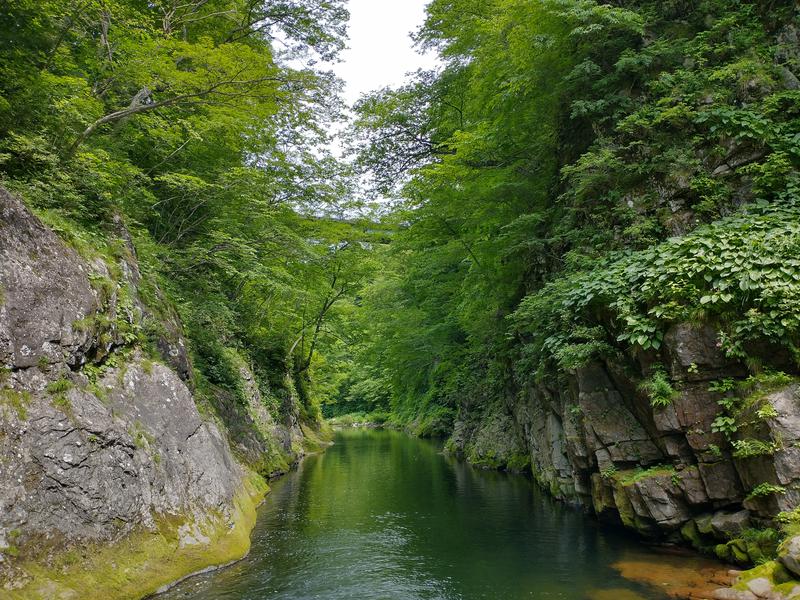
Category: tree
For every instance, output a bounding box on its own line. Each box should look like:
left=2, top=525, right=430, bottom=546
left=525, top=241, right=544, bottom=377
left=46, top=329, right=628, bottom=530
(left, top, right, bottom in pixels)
left=338, top=0, right=800, bottom=429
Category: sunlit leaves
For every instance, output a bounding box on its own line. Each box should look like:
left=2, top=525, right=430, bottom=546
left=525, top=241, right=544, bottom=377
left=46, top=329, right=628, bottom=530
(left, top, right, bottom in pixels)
left=0, top=0, right=357, bottom=415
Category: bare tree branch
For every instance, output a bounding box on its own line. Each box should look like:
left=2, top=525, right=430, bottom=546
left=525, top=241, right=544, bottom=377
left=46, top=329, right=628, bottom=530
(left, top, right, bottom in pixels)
left=66, top=74, right=286, bottom=156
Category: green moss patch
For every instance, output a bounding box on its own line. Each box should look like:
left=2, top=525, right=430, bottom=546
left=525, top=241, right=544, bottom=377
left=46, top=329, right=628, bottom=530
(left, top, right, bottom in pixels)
left=6, top=473, right=269, bottom=600
left=301, top=421, right=333, bottom=454
left=734, top=560, right=798, bottom=596
left=616, top=465, right=677, bottom=487
left=0, top=388, right=31, bottom=420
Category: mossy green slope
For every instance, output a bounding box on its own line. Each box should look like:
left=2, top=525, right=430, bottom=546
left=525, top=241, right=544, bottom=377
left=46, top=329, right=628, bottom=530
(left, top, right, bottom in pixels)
left=3, top=475, right=268, bottom=600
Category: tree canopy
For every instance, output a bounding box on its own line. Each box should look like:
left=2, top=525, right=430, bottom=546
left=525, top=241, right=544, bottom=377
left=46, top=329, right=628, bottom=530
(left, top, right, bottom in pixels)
left=334, top=0, right=800, bottom=433
left=2, top=0, right=798, bottom=436
left=0, top=0, right=370, bottom=420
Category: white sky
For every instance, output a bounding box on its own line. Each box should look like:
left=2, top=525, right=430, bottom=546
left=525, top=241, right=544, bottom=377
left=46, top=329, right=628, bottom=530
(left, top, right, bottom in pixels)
left=335, top=0, right=438, bottom=106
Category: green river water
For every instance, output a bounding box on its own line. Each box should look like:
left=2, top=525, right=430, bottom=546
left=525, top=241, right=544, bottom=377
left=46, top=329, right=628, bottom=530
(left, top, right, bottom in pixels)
left=159, top=429, right=724, bottom=600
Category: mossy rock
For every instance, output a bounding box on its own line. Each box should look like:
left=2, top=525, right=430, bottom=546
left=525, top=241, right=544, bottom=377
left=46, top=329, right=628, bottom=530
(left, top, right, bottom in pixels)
left=612, top=485, right=637, bottom=530
left=730, top=540, right=751, bottom=564
left=716, top=538, right=752, bottom=565
left=301, top=421, right=333, bottom=453
left=695, top=514, right=715, bottom=536
left=681, top=520, right=703, bottom=548
left=735, top=560, right=799, bottom=597
left=715, top=542, right=733, bottom=562
left=6, top=473, right=269, bottom=600
left=746, top=541, right=767, bottom=565
left=506, top=452, right=531, bottom=473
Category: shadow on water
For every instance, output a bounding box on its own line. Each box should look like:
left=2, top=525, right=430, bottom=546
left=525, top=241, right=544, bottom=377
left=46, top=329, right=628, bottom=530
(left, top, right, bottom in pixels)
left=160, top=429, right=725, bottom=600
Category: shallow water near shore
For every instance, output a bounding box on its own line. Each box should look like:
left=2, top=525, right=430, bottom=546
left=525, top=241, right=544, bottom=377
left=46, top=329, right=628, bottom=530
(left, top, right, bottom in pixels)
left=159, top=429, right=728, bottom=600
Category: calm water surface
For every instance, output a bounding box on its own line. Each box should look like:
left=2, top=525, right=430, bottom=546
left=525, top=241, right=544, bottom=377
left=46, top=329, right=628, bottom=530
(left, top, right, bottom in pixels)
left=160, top=429, right=719, bottom=600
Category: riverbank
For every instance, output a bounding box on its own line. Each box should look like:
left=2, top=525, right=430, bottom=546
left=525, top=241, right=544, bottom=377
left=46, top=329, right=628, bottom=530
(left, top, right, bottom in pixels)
left=0, top=187, right=342, bottom=600
left=2, top=474, right=267, bottom=600
left=327, top=411, right=392, bottom=429
left=158, top=429, right=747, bottom=599
left=2, top=426, right=337, bottom=600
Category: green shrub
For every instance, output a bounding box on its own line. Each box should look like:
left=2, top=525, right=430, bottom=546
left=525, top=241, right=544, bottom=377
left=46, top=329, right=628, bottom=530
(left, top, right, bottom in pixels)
left=600, top=465, right=617, bottom=480
left=711, top=415, right=738, bottom=436
left=512, top=203, right=800, bottom=378
left=639, top=368, right=678, bottom=408
left=746, top=482, right=786, bottom=501
left=732, top=438, right=780, bottom=459
left=46, top=378, right=72, bottom=396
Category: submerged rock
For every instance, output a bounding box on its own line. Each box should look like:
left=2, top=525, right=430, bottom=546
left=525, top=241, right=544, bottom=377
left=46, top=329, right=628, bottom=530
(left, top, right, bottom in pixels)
left=611, top=548, right=735, bottom=599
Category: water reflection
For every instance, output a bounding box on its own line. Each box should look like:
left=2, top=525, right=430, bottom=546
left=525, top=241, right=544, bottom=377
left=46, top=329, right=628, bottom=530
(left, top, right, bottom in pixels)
left=160, top=429, right=721, bottom=600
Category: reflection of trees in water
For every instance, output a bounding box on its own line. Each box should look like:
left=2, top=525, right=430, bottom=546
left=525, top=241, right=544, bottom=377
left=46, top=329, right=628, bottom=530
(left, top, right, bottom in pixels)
left=287, top=430, right=638, bottom=597
left=442, top=444, right=625, bottom=593
left=161, top=430, right=678, bottom=599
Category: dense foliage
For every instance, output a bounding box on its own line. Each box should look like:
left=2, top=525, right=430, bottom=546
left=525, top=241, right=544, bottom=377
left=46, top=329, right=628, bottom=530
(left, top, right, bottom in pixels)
left=336, top=0, right=800, bottom=432
left=3, top=0, right=799, bottom=441
left=0, top=0, right=371, bottom=423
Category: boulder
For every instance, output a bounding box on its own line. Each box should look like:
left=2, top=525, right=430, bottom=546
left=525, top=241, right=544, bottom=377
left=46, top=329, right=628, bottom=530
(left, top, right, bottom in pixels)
left=627, top=473, right=691, bottom=531
left=712, top=590, right=757, bottom=600
left=745, top=577, right=773, bottom=598
left=780, top=536, right=800, bottom=578
left=710, top=510, right=751, bottom=540
left=677, top=466, right=711, bottom=506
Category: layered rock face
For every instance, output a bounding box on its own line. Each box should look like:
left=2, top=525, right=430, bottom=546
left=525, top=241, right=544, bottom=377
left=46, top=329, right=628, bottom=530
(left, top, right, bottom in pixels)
left=0, top=188, right=238, bottom=541
left=451, top=320, right=800, bottom=566
left=1, top=358, right=241, bottom=547
left=0, top=189, right=309, bottom=595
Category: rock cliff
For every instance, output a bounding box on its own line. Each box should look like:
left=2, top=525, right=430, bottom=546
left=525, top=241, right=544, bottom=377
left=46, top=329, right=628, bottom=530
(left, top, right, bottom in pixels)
left=450, top=319, right=800, bottom=592
left=0, top=188, right=316, bottom=598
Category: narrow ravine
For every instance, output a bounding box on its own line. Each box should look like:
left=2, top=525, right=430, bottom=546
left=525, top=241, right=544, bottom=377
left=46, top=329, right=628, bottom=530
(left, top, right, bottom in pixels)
left=2, top=2, right=799, bottom=598
left=160, top=430, right=730, bottom=600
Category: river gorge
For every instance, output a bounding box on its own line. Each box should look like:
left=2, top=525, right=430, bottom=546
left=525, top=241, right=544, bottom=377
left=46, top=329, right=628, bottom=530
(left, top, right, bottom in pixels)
left=160, top=430, right=731, bottom=600
left=2, top=2, right=799, bottom=598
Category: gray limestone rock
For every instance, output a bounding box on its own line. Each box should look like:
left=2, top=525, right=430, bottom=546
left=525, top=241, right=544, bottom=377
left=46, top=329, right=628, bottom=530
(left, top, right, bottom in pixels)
left=0, top=356, right=242, bottom=553
left=0, top=188, right=97, bottom=369
left=0, top=188, right=246, bottom=569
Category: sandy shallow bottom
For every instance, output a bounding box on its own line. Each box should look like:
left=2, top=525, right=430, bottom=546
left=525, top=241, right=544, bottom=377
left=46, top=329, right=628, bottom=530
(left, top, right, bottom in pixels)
left=591, top=547, right=736, bottom=600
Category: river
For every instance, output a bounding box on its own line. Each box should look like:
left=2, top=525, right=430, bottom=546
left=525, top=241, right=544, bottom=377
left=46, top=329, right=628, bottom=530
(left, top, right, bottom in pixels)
left=159, top=429, right=728, bottom=600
